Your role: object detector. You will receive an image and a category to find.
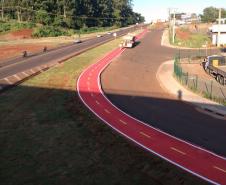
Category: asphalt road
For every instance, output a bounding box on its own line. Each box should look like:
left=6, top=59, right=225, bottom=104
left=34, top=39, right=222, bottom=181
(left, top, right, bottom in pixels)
left=101, top=29, right=226, bottom=157
left=0, top=26, right=140, bottom=79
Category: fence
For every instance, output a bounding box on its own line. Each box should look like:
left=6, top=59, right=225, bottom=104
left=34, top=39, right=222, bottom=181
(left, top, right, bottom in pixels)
left=174, top=56, right=226, bottom=105
left=175, top=48, right=220, bottom=63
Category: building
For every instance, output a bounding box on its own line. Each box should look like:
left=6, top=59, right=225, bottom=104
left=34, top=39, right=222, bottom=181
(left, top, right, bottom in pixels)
left=216, top=18, right=226, bottom=24
left=209, top=24, right=226, bottom=45
left=174, top=13, right=201, bottom=25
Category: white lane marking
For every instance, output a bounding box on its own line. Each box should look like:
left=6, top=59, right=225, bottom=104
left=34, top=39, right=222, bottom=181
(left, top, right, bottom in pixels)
left=213, top=166, right=226, bottom=173
left=140, top=131, right=151, bottom=139
left=13, top=75, right=21, bottom=81
left=170, top=147, right=186, bottom=155
left=4, top=78, right=13, bottom=84
left=30, top=69, right=35, bottom=74
left=119, top=119, right=127, bottom=125
left=104, top=109, right=110, bottom=114
left=22, top=72, right=29, bottom=77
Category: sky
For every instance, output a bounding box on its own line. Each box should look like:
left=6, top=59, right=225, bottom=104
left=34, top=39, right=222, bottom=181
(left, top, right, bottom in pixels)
left=133, top=0, right=226, bottom=22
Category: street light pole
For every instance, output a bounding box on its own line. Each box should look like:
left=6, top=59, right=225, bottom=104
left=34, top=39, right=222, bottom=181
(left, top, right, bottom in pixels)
left=217, top=8, right=221, bottom=47
left=172, top=9, right=176, bottom=44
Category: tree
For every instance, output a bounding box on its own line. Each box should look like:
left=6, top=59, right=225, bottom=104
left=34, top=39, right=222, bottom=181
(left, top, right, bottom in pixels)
left=1, top=0, right=145, bottom=29
left=201, top=7, right=226, bottom=22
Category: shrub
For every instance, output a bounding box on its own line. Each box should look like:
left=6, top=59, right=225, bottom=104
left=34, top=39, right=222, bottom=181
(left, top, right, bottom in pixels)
left=32, top=26, right=71, bottom=37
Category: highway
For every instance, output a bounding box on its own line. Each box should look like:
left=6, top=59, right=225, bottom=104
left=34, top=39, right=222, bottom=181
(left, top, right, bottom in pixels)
left=0, top=25, right=140, bottom=79
left=77, top=29, right=226, bottom=184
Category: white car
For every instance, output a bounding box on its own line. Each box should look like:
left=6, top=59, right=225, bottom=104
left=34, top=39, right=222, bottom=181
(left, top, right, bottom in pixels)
left=97, top=34, right=103, bottom=38
left=74, top=39, right=82, bottom=44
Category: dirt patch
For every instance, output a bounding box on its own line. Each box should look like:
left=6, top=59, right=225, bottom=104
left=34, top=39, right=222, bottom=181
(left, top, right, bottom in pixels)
left=180, top=63, right=212, bottom=80
left=176, top=28, right=191, bottom=40
left=0, top=43, right=57, bottom=61
left=0, top=29, right=33, bottom=40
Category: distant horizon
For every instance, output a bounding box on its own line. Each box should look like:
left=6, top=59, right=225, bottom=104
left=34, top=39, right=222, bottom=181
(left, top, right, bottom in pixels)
left=133, top=0, right=226, bottom=23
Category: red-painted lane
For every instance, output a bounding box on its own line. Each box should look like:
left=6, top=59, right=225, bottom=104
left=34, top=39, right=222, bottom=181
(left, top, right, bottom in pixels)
left=77, top=30, right=226, bottom=185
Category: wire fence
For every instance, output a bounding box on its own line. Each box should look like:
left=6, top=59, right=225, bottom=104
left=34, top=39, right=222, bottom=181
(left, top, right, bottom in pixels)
left=174, top=56, right=226, bottom=105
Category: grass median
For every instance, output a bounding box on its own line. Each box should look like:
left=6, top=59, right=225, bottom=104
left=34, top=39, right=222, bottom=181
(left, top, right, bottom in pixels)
left=0, top=31, right=208, bottom=185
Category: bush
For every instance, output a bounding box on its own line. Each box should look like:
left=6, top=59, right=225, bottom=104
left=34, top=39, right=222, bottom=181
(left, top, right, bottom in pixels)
left=35, top=10, right=52, bottom=25
left=0, top=21, right=35, bottom=33
left=32, top=26, right=71, bottom=37
left=0, top=23, right=11, bottom=33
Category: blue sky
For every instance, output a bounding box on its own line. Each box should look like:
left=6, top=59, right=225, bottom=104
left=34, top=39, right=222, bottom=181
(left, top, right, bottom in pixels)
left=133, top=0, right=226, bottom=22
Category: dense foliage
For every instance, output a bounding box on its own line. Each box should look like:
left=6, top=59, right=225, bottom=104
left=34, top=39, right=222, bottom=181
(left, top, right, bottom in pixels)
left=201, top=7, right=226, bottom=23
left=0, top=0, right=145, bottom=29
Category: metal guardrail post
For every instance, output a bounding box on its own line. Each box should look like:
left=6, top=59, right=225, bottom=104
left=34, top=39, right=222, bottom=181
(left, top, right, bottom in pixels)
left=210, top=80, right=213, bottom=99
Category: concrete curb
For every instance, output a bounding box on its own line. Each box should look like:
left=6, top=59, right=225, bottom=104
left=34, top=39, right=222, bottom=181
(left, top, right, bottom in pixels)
left=157, top=60, right=226, bottom=120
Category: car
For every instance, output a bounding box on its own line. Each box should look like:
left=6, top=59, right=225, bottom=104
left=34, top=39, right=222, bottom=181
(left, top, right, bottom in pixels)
left=107, top=32, right=112, bottom=35
left=96, top=34, right=103, bottom=38
left=74, top=39, right=82, bottom=44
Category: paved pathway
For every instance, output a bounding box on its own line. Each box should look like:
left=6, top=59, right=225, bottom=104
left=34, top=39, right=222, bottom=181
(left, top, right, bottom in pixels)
left=77, top=30, right=226, bottom=185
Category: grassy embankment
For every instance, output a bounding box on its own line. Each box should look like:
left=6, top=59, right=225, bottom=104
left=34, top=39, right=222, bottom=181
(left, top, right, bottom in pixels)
left=0, top=20, right=120, bottom=38
left=170, top=27, right=211, bottom=48
left=0, top=30, right=207, bottom=185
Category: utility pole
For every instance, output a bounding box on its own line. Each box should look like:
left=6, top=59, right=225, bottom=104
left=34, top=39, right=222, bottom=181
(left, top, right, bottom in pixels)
left=217, top=8, right=221, bottom=47
left=172, top=9, right=176, bottom=44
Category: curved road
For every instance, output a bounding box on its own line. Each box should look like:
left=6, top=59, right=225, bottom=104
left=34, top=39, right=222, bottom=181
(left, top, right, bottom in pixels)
left=77, top=30, right=226, bottom=185
left=101, top=29, right=226, bottom=157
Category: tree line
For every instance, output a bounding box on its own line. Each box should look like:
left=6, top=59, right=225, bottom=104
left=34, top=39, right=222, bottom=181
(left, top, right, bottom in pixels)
left=0, top=0, right=145, bottom=29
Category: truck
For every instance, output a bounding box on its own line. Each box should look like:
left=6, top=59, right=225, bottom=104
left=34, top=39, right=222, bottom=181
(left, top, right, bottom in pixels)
left=120, top=33, right=136, bottom=48
left=203, top=55, right=226, bottom=85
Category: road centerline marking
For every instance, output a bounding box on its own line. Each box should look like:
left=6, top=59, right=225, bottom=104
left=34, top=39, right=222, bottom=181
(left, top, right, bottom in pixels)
left=213, top=166, right=226, bottom=173
left=119, top=119, right=127, bottom=125
left=170, top=147, right=186, bottom=155
left=140, top=131, right=151, bottom=138
left=104, top=109, right=110, bottom=114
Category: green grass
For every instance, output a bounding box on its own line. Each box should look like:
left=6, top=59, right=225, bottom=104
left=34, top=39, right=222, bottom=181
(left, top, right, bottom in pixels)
left=0, top=21, right=35, bottom=34
left=0, top=35, right=207, bottom=185
left=175, top=33, right=210, bottom=48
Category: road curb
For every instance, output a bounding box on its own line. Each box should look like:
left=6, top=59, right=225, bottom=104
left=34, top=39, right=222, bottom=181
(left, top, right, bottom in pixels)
left=156, top=60, right=226, bottom=120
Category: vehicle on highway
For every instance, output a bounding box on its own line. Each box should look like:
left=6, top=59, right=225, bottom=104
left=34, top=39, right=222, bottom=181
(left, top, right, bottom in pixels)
left=74, top=39, right=82, bottom=44
left=120, top=33, right=136, bottom=48
left=96, top=34, right=103, bottom=38
left=203, top=55, right=226, bottom=85
left=107, top=32, right=112, bottom=35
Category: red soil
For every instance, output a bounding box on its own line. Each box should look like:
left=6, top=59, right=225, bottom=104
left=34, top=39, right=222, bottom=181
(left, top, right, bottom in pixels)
left=0, top=29, right=33, bottom=40
left=0, top=44, right=55, bottom=62
left=176, top=28, right=191, bottom=40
